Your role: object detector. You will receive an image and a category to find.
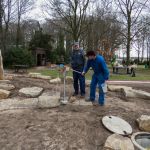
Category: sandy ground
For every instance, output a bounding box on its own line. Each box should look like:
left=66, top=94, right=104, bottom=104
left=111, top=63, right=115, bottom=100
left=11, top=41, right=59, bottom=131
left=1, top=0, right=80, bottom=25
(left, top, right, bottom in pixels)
left=0, top=76, right=150, bottom=150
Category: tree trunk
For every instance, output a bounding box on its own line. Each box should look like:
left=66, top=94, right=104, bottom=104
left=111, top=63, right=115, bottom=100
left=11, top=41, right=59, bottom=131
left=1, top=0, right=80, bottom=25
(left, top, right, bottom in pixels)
left=0, top=0, right=3, bottom=50
left=141, top=36, right=145, bottom=62
left=0, top=49, right=4, bottom=80
left=2, top=23, right=9, bottom=52
left=147, top=41, right=149, bottom=63
left=16, top=19, right=21, bottom=48
left=126, top=15, right=131, bottom=65
left=138, top=51, right=140, bottom=64
left=126, top=41, right=130, bottom=64
left=149, top=45, right=150, bottom=68
left=137, top=41, right=141, bottom=64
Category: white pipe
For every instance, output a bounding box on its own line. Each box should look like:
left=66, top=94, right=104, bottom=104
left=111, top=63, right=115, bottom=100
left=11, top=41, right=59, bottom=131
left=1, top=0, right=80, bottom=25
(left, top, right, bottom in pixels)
left=63, top=71, right=66, bottom=101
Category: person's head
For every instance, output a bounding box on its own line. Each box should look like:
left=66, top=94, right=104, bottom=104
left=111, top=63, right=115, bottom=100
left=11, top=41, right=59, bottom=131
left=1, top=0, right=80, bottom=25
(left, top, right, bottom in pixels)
left=73, top=42, right=79, bottom=50
left=86, top=51, right=96, bottom=60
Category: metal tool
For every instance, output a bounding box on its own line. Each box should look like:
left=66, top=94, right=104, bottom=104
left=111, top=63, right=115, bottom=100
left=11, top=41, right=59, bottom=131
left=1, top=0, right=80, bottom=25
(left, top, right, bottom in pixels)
left=70, top=69, right=82, bottom=74
left=60, top=66, right=83, bottom=105
left=59, top=65, right=68, bottom=105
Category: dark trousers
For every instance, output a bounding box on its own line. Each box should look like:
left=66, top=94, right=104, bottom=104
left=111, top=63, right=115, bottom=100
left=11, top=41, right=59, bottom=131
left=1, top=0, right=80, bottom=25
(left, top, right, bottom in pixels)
left=73, top=72, right=85, bottom=95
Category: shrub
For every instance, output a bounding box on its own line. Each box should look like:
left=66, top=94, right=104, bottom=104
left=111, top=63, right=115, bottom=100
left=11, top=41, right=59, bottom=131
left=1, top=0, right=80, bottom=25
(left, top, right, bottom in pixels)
left=4, top=48, right=35, bottom=67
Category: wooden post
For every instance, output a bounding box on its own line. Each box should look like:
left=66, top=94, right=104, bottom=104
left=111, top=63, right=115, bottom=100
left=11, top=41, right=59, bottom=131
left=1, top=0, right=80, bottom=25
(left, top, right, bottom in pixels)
left=0, top=49, right=4, bottom=80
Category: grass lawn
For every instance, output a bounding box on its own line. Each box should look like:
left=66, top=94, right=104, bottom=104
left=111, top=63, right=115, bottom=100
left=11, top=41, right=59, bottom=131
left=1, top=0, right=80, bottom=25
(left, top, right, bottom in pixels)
left=29, top=65, right=150, bottom=81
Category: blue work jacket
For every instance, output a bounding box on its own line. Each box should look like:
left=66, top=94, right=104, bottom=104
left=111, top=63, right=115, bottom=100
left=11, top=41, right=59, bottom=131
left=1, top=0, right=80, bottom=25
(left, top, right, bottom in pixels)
left=84, top=55, right=109, bottom=82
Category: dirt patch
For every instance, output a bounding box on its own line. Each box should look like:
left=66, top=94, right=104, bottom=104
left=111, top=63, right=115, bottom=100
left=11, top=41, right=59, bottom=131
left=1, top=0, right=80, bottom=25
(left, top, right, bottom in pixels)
left=0, top=76, right=150, bottom=150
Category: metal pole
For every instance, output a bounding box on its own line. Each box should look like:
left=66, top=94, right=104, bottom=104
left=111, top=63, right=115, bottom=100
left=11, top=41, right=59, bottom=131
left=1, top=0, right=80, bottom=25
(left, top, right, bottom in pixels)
left=61, top=69, right=68, bottom=105
left=71, top=69, right=82, bottom=74
left=63, top=70, right=66, bottom=101
left=61, top=67, right=82, bottom=105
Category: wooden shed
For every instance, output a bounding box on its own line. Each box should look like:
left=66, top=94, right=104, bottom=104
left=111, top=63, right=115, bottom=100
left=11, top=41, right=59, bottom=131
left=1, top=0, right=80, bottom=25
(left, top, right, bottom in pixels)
left=32, top=48, right=46, bottom=66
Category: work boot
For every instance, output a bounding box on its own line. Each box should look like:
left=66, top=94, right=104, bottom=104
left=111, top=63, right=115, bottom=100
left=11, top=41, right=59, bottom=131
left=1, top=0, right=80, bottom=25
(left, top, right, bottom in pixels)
left=99, top=103, right=105, bottom=106
left=85, top=98, right=94, bottom=102
left=92, top=101, right=99, bottom=106
left=80, top=94, right=85, bottom=98
left=72, top=93, right=78, bottom=97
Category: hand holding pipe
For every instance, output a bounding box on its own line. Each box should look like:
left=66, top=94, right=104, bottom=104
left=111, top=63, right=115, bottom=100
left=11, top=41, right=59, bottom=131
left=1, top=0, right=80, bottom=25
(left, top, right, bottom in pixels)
left=70, top=69, right=82, bottom=74
left=58, top=65, right=84, bottom=75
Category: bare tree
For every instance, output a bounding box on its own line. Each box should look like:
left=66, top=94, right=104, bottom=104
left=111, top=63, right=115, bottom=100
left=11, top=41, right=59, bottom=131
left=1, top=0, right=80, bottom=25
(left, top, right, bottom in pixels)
left=81, top=0, right=123, bottom=57
left=83, top=15, right=123, bottom=51
left=15, top=0, right=34, bottom=47
left=133, top=37, right=142, bottom=64
left=87, top=0, right=113, bottom=50
left=146, top=35, right=150, bottom=67
left=144, top=16, right=150, bottom=68
left=133, top=16, right=150, bottom=65
left=0, top=0, right=4, bottom=50
left=2, top=0, right=17, bottom=51
left=22, top=19, right=40, bottom=47
left=43, top=0, right=90, bottom=42
left=0, top=0, right=15, bottom=51
left=115, top=0, right=149, bottom=64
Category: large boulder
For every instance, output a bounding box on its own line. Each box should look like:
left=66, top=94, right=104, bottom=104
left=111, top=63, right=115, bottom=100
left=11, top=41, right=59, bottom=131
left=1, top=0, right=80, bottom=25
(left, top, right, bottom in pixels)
left=137, top=115, right=150, bottom=132
left=0, top=98, right=38, bottom=111
left=29, top=73, right=51, bottom=80
left=0, top=93, right=61, bottom=110
left=0, top=98, right=19, bottom=111
left=19, top=87, right=43, bottom=98
left=108, top=85, right=132, bottom=92
left=108, top=85, right=150, bottom=100
left=0, top=80, right=11, bottom=84
left=28, top=72, right=41, bottom=78
left=131, top=89, right=150, bottom=100
left=14, top=98, right=39, bottom=108
left=66, top=76, right=73, bottom=84
left=0, top=89, right=10, bottom=99
left=37, top=75, right=51, bottom=80
left=122, top=89, right=150, bottom=100
left=4, top=74, right=14, bottom=80
left=0, top=83, right=15, bottom=90
left=50, top=78, right=61, bottom=84
left=121, top=88, right=137, bottom=100
left=103, top=134, right=134, bottom=150
left=38, top=92, right=60, bottom=108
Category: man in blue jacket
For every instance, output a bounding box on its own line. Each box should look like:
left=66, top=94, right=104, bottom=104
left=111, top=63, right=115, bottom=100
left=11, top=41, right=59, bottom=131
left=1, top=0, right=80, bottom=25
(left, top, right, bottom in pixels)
left=82, top=51, right=109, bottom=106
left=71, top=42, right=85, bottom=97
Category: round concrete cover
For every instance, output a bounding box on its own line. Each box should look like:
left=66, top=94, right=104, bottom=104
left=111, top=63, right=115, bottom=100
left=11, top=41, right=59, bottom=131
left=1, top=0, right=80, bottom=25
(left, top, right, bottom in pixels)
left=102, top=116, right=132, bottom=135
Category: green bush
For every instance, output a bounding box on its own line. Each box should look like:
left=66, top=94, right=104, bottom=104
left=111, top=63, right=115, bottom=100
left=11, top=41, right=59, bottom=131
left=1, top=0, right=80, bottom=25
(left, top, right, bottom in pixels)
left=138, top=60, right=149, bottom=65
left=46, top=49, right=68, bottom=64
left=4, top=48, right=35, bottom=67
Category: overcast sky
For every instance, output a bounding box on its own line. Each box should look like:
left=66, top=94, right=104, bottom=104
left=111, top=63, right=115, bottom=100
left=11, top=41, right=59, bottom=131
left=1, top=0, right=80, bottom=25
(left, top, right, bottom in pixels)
left=28, top=0, right=148, bottom=58
left=28, top=0, right=45, bottom=22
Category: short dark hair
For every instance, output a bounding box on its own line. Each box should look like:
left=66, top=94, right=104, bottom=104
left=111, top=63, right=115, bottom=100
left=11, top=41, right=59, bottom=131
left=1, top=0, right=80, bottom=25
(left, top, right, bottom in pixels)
left=86, top=51, right=96, bottom=57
